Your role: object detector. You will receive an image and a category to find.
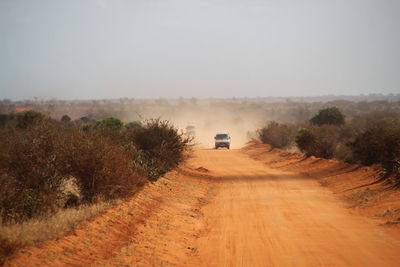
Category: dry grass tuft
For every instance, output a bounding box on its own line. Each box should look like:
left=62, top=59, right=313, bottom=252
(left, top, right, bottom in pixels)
left=0, top=201, right=116, bottom=265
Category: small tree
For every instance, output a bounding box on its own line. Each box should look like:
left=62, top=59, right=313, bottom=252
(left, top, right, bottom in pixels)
left=310, top=107, right=345, bottom=126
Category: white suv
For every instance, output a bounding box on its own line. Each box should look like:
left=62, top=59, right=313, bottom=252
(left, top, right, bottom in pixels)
left=214, top=133, right=231, bottom=149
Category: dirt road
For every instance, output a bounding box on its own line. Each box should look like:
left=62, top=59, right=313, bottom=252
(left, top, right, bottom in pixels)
left=192, top=148, right=400, bottom=267
left=6, top=148, right=400, bottom=266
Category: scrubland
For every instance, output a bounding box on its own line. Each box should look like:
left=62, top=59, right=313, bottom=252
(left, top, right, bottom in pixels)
left=257, top=105, right=400, bottom=186
left=1, top=96, right=400, bottom=264
left=0, top=110, right=191, bottom=264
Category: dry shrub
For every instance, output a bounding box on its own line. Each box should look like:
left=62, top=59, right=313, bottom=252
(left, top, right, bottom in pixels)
left=0, top=112, right=192, bottom=262
left=258, top=121, right=297, bottom=149
left=0, top=114, right=190, bottom=223
left=0, top=111, right=193, bottom=262
left=351, top=120, right=400, bottom=165
left=131, top=119, right=192, bottom=180
left=351, top=120, right=400, bottom=183
left=295, top=125, right=339, bottom=159
left=62, top=128, right=146, bottom=201
left=333, top=143, right=354, bottom=163
left=351, top=125, right=386, bottom=166
left=0, top=121, right=68, bottom=222
left=90, top=118, right=191, bottom=181
left=0, top=119, right=146, bottom=222
left=331, top=124, right=358, bottom=163
left=15, top=111, right=45, bottom=129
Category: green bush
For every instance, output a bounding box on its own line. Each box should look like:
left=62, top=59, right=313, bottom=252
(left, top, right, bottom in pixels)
left=310, top=107, right=345, bottom=126
left=258, top=121, right=296, bottom=148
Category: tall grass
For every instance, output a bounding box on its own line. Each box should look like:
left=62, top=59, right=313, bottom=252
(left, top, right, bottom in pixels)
left=0, top=201, right=114, bottom=265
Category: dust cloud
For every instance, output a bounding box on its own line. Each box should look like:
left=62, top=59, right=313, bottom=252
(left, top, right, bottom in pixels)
left=124, top=100, right=268, bottom=149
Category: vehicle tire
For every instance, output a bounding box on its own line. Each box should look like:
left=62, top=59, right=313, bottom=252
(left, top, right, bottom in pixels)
left=227, top=146, right=230, bottom=149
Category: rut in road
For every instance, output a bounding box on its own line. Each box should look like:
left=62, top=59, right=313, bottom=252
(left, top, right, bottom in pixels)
left=5, top=148, right=400, bottom=266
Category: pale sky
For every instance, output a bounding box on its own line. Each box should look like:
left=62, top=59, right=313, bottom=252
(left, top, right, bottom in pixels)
left=0, top=0, right=399, bottom=100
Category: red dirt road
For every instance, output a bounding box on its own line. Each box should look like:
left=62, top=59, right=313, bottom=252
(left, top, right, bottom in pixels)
left=193, top=149, right=400, bottom=266
left=5, top=147, right=400, bottom=266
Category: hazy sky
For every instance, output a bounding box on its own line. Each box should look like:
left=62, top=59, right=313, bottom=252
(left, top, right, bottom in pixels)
left=0, top=0, right=399, bottom=100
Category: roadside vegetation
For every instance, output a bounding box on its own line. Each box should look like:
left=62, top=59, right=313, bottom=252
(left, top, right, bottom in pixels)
left=258, top=107, right=400, bottom=186
left=258, top=121, right=297, bottom=149
left=1, top=97, right=400, bottom=263
left=0, top=111, right=191, bottom=263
